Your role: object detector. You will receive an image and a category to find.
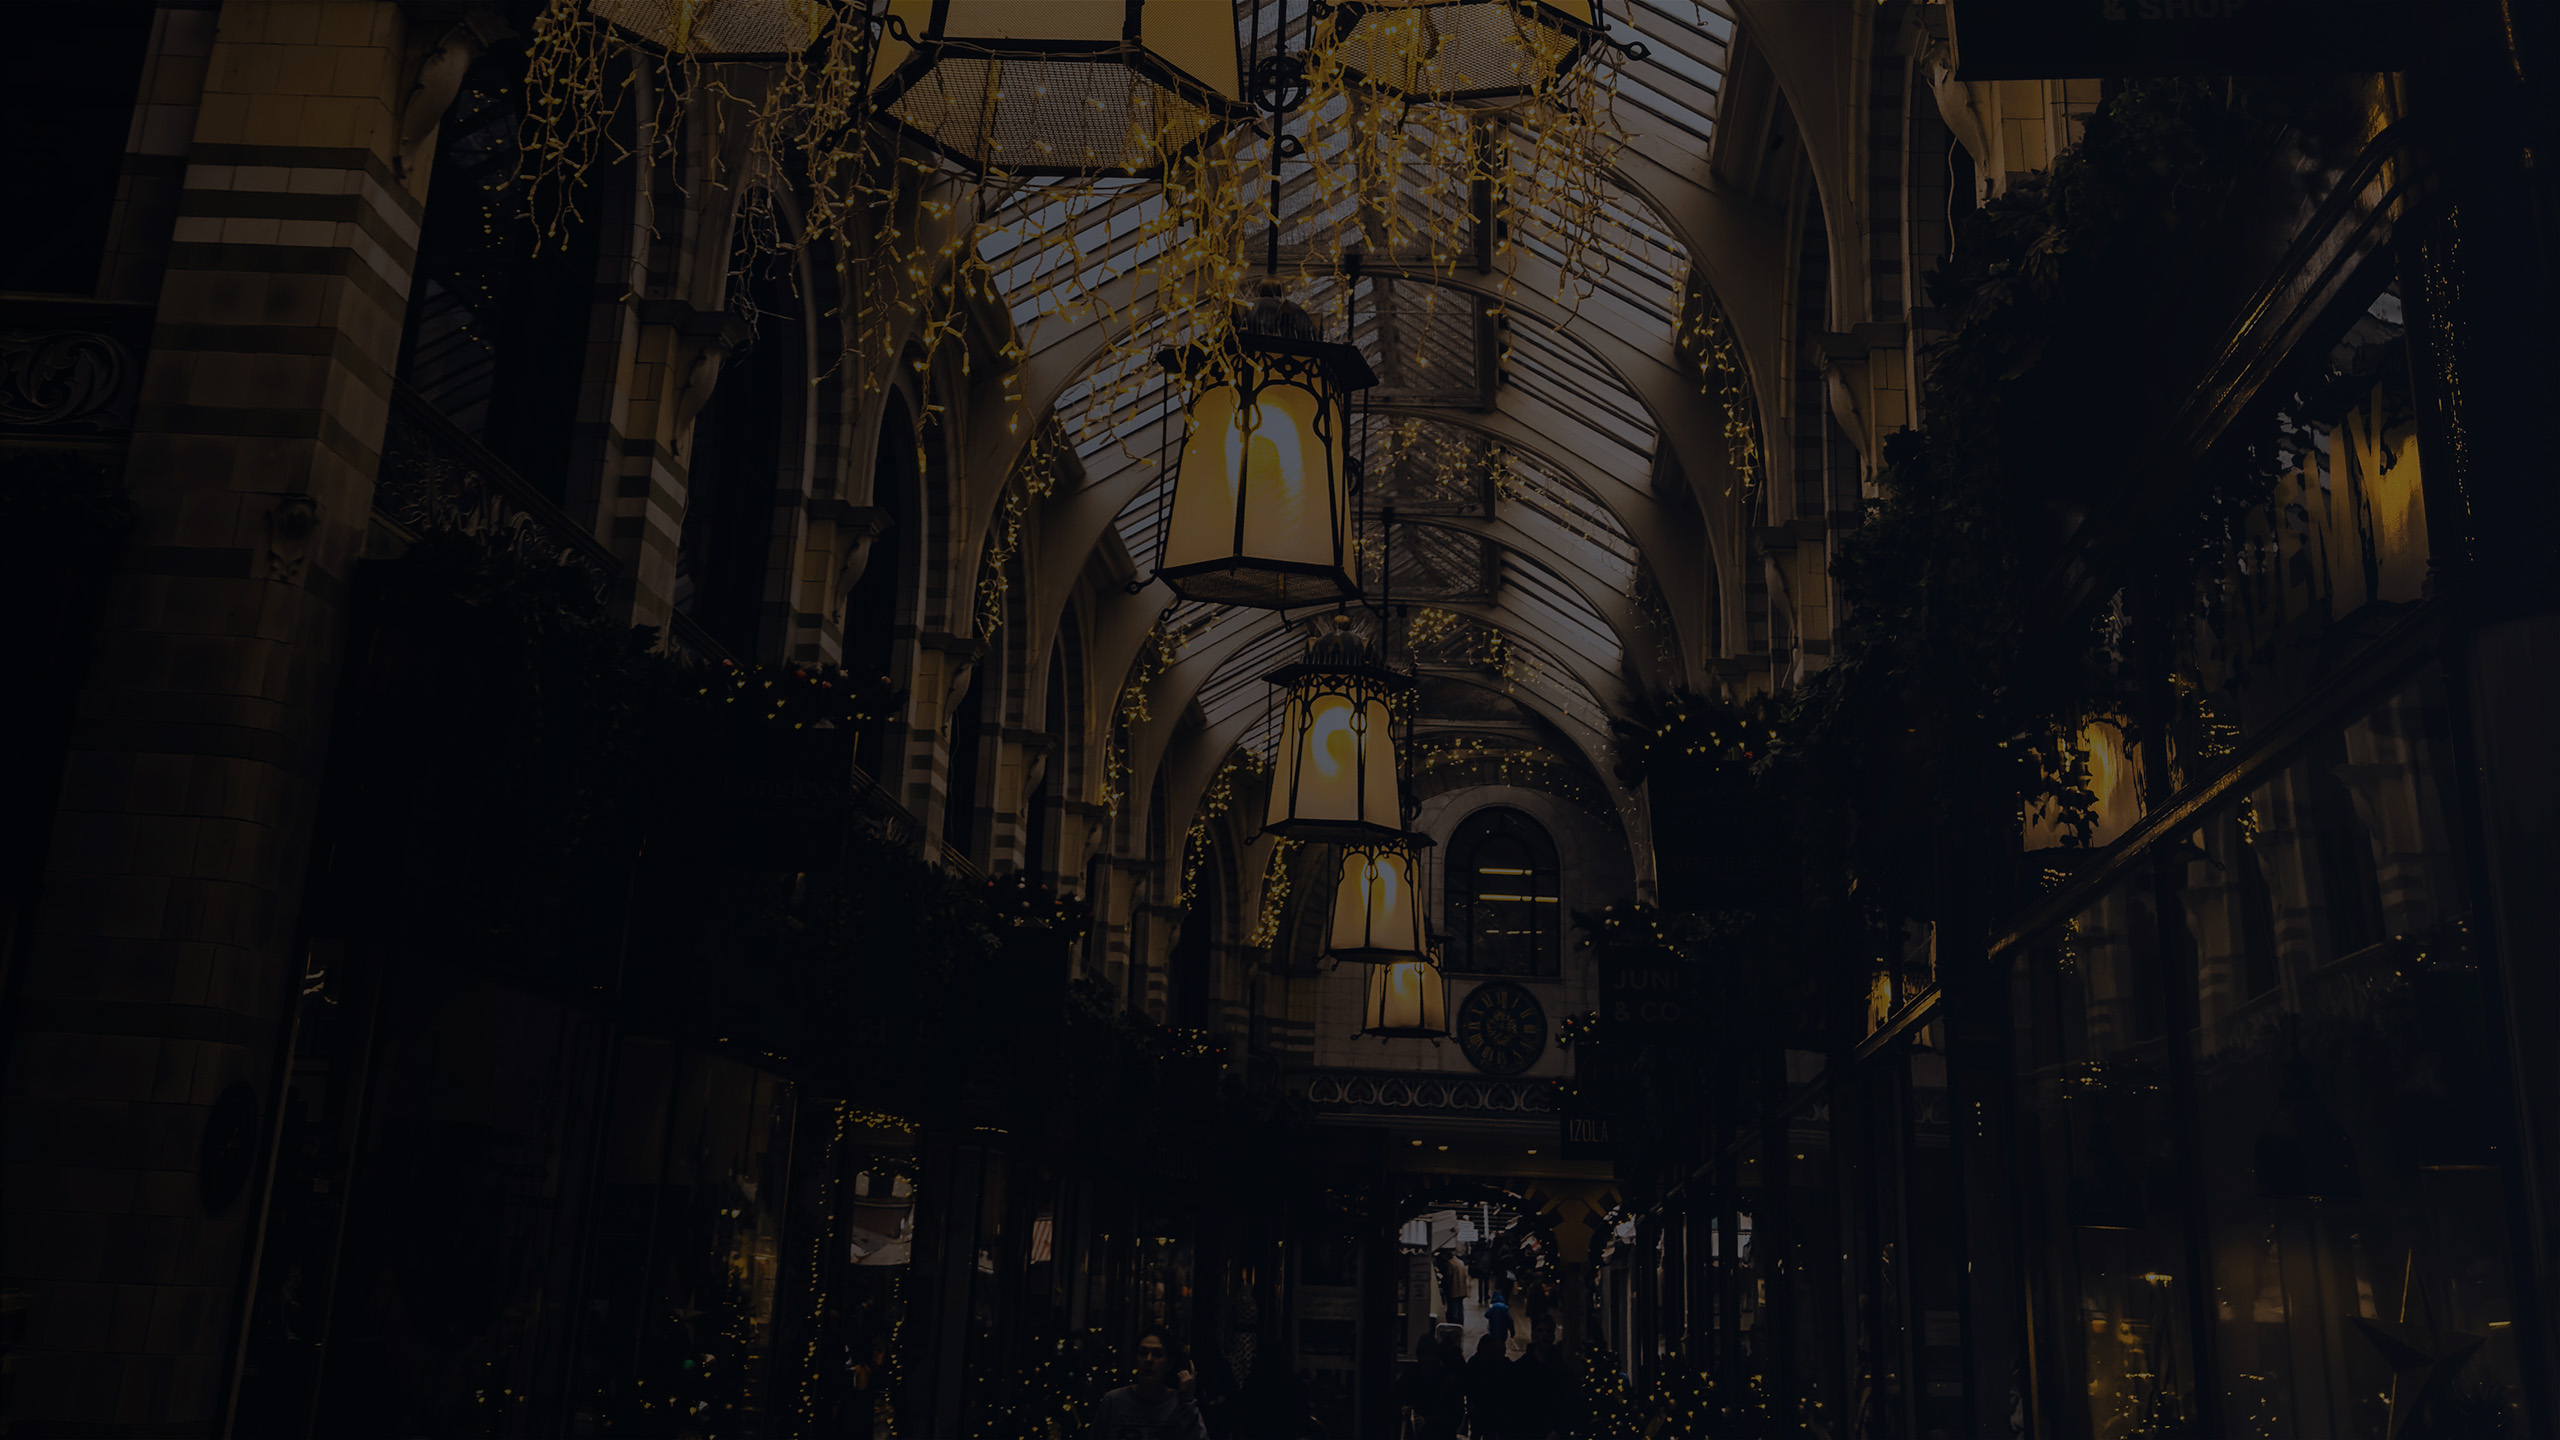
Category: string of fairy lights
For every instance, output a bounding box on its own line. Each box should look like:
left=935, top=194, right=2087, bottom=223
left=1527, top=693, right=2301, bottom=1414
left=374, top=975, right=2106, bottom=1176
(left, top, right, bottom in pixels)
left=1250, top=837, right=1303, bottom=949
left=1674, top=281, right=1764, bottom=507
left=970, top=422, right=1070, bottom=640
left=1097, top=621, right=1187, bottom=819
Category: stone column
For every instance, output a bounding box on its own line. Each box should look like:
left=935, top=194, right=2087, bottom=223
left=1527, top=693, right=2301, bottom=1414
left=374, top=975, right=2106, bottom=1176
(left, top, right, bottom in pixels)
left=0, top=3, right=422, bottom=1430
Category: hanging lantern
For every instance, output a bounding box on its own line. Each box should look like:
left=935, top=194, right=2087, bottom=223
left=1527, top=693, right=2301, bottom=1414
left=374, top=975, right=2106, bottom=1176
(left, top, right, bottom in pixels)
left=1263, top=624, right=1408, bottom=843
left=1158, top=290, right=1378, bottom=608
left=1361, top=956, right=1450, bottom=1038
left=1317, top=0, right=1596, bottom=103
left=1328, top=836, right=1431, bottom=963
left=587, top=0, right=835, bottom=57
left=867, top=0, right=1252, bottom=176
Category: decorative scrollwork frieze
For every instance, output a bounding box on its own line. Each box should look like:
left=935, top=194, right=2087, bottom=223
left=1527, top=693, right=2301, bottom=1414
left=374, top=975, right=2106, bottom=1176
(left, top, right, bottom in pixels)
left=1, top=329, right=136, bottom=432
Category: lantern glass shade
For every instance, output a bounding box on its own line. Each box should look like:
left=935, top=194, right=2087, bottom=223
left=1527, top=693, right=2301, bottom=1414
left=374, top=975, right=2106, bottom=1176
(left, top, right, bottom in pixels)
left=1160, top=332, right=1375, bottom=608
left=1362, top=958, right=1450, bottom=1038
left=868, top=0, right=1249, bottom=175
left=1320, top=0, right=1596, bottom=102
left=1265, top=680, right=1403, bottom=842
left=1329, top=841, right=1429, bottom=963
left=588, top=0, right=831, bottom=56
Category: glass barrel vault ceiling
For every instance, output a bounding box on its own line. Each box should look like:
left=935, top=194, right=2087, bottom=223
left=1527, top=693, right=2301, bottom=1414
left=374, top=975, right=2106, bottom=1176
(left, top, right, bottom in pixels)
left=966, top=0, right=1731, bottom=783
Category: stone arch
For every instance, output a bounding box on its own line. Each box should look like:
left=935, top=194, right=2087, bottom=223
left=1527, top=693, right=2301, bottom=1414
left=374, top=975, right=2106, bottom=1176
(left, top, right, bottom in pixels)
left=850, top=385, right=922, bottom=781
left=674, top=228, right=805, bottom=658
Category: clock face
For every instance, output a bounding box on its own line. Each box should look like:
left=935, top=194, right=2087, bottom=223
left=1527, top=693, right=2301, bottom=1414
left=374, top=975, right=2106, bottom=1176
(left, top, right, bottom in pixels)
left=1456, top=982, right=1548, bottom=1075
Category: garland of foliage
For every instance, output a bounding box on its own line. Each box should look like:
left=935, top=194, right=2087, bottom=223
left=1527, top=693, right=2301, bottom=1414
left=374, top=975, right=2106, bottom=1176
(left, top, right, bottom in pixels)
left=1596, top=80, right=2283, bottom=1198
left=1789, top=78, right=2276, bottom=892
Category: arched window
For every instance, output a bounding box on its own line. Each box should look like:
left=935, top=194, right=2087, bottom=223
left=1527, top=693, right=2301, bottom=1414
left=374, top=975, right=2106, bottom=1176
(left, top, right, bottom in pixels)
left=1447, top=808, right=1560, bottom=977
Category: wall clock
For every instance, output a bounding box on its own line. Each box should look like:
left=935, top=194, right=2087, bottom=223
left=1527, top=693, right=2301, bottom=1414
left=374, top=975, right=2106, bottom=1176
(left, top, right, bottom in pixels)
left=1455, top=981, right=1548, bottom=1075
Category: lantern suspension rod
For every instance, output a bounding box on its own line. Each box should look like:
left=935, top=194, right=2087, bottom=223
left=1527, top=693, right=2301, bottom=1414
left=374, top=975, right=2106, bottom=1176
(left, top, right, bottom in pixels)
left=1252, top=0, right=1270, bottom=274
left=1250, top=0, right=1315, bottom=278
left=1264, top=0, right=1282, bottom=277
left=1380, top=501, right=1395, bottom=634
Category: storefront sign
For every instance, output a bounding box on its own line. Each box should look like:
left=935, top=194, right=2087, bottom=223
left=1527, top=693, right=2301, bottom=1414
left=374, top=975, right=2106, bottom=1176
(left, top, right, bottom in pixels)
left=1597, top=947, right=1690, bottom=1037
left=1560, top=1106, right=1613, bottom=1161
left=1951, top=1, right=2420, bottom=80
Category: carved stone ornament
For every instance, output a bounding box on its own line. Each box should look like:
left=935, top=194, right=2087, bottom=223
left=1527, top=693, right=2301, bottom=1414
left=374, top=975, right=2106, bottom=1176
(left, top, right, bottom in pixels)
left=1, top=330, right=135, bottom=431
left=806, top=499, right=891, bottom=620
left=265, top=493, right=322, bottom=583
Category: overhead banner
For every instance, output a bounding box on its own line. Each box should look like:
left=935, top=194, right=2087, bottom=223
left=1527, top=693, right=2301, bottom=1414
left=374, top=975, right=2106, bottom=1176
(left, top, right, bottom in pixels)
left=1950, top=1, right=2422, bottom=81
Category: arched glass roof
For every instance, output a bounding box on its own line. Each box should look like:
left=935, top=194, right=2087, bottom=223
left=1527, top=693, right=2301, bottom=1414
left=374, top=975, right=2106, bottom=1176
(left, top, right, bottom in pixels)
left=964, top=0, right=1734, bottom=800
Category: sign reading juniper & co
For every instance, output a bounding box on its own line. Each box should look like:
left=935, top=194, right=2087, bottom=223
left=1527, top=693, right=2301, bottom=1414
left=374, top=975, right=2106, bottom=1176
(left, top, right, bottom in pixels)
left=1596, top=947, right=1690, bottom=1037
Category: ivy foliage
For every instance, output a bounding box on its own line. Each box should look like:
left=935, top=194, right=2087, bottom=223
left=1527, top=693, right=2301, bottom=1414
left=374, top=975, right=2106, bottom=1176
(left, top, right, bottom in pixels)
left=341, top=535, right=983, bottom=1087
left=1647, top=81, right=2275, bottom=943
left=1799, top=80, right=2273, bottom=889
left=339, top=530, right=1291, bottom=1143
left=1592, top=83, right=2287, bottom=1178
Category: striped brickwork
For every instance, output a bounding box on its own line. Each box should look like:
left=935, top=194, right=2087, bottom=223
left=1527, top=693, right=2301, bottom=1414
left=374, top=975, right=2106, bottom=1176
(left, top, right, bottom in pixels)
left=556, top=74, right=716, bottom=637
left=0, top=4, right=420, bottom=1431
left=897, top=407, right=966, bottom=846
left=96, top=4, right=221, bottom=304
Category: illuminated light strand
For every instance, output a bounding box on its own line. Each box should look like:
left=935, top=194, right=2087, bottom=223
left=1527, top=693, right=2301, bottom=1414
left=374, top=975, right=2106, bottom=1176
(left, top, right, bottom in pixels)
left=1250, top=836, right=1303, bottom=948
left=1179, top=747, right=1269, bottom=912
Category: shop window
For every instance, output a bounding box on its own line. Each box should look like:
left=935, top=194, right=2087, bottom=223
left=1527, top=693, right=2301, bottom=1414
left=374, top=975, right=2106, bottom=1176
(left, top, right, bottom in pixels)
left=2013, top=868, right=2200, bottom=1436
left=2307, top=733, right=2387, bottom=959
left=2235, top=842, right=2281, bottom=1000
left=1447, top=807, right=1560, bottom=977
left=2021, top=668, right=2525, bottom=1437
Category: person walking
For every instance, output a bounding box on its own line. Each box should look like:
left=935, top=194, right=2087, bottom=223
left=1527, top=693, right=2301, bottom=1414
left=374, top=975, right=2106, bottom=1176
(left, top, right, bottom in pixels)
left=1461, top=1333, right=1514, bottom=1440
left=1094, top=1332, right=1206, bottom=1440
left=1394, top=1335, right=1464, bottom=1440
left=1434, top=1248, right=1471, bottom=1329
left=1510, top=1340, right=1573, bottom=1440
left=1482, top=1291, right=1513, bottom=1352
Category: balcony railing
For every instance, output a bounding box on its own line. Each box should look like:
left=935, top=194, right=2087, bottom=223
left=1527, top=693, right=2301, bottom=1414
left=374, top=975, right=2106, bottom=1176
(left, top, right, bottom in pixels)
left=375, top=380, right=622, bottom=585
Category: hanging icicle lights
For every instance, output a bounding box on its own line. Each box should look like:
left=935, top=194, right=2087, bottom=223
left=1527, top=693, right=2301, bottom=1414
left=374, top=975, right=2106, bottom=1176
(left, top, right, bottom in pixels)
left=521, top=0, right=1649, bottom=429
left=1319, top=0, right=1601, bottom=105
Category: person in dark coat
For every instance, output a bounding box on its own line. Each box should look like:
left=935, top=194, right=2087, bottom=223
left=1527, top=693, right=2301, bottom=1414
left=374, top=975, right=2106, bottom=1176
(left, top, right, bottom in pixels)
left=1509, top=1340, right=1574, bottom=1440
left=1231, top=1353, right=1324, bottom=1439
left=1462, top=1333, right=1515, bottom=1440
left=1394, top=1336, right=1464, bottom=1440
left=1092, top=1333, right=1206, bottom=1440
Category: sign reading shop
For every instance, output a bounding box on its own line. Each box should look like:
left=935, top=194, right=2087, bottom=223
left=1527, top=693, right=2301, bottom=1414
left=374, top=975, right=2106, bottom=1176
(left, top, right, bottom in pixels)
left=1596, top=947, right=1690, bottom=1037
